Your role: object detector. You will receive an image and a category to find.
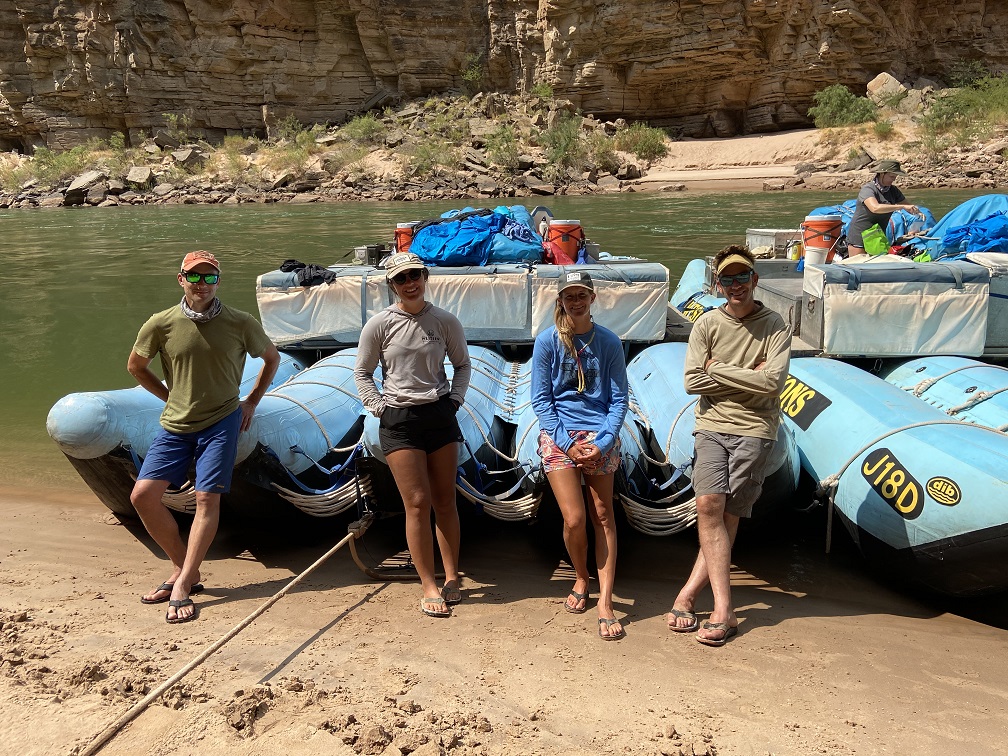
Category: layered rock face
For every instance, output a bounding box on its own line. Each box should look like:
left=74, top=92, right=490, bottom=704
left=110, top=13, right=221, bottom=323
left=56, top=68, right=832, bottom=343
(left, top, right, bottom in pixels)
left=1, top=0, right=1004, bottom=150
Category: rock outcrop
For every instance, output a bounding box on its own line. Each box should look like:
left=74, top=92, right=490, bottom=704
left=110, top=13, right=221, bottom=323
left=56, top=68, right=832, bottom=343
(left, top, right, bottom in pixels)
left=1, top=0, right=1005, bottom=150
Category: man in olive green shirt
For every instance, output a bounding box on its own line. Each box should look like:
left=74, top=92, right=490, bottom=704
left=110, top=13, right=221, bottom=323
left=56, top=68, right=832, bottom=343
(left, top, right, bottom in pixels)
left=666, top=245, right=791, bottom=646
left=128, top=251, right=279, bottom=623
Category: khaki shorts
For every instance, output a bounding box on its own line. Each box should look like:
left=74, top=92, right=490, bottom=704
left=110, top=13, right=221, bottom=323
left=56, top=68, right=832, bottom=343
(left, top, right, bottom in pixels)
left=692, top=430, right=775, bottom=518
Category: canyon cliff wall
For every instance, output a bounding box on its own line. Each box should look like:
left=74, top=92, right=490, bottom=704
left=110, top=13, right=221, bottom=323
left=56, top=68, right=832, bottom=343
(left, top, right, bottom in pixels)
left=0, top=0, right=1005, bottom=150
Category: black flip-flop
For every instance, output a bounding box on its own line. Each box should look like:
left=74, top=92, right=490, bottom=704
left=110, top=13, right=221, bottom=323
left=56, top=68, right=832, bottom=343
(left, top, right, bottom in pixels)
left=141, top=582, right=204, bottom=605
left=667, top=608, right=699, bottom=633
left=165, top=598, right=200, bottom=624
left=696, top=621, right=737, bottom=647
left=564, top=589, right=589, bottom=614
left=598, top=617, right=626, bottom=641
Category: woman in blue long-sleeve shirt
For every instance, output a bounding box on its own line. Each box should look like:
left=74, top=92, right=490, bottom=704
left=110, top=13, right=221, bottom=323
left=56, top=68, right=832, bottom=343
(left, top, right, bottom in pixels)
left=531, top=271, right=629, bottom=640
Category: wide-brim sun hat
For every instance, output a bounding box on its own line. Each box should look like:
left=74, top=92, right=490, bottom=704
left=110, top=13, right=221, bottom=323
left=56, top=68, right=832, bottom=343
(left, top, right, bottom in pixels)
left=874, top=159, right=907, bottom=175
left=384, top=252, right=425, bottom=280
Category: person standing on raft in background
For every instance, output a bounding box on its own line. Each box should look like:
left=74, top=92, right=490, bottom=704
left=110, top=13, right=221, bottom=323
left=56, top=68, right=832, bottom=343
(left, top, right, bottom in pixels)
left=353, top=252, right=472, bottom=619
left=666, top=245, right=790, bottom=646
left=129, top=251, right=280, bottom=624
left=531, top=271, right=630, bottom=641
left=846, top=159, right=921, bottom=255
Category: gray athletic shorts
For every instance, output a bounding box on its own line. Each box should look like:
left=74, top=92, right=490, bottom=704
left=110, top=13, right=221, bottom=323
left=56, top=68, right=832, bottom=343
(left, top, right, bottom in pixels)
left=692, top=430, right=775, bottom=518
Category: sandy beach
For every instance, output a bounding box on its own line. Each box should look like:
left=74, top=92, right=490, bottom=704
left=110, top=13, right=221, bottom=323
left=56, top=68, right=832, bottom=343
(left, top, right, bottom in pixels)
left=3, top=479, right=1008, bottom=756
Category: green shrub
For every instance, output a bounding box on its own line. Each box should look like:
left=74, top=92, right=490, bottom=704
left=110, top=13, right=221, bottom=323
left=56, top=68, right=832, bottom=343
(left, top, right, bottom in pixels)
left=403, top=140, right=453, bottom=178
left=541, top=114, right=586, bottom=178
left=461, top=53, right=484, bottom=95
left=486, top=124, right=521, bottom=172
left=873, top=120, right=894, bottom=139
left=340, top=114, right=387, bottom=145
left=949, top=59, right=988, bottom=88
left=274, top=115, right=305, bottom=143
left=586, top=131, right=619, bottom=174
left=918, top=75, right=1008, bottom=153
left=32, top=145, right=92, bottom=185
left=162, top=112, right=194, bottom=142
left=613, top=122, right=668, bottom=162
left=807, top=85, right=877, bottom=127
left=530, top=82, right=554, bottom=99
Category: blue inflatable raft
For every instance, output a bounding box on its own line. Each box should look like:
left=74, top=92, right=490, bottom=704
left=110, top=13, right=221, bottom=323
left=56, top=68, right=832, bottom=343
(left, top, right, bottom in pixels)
left=781, top=357, right=1008, bottom=596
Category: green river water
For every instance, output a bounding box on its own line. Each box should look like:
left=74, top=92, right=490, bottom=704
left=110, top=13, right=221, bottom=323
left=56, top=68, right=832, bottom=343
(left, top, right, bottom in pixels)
left=0, top=188, right=988, bottom=489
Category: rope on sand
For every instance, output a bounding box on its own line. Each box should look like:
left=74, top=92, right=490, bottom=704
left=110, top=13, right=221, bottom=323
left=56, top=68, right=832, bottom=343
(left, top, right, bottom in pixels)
left=76, top=514, right=376, bottom=756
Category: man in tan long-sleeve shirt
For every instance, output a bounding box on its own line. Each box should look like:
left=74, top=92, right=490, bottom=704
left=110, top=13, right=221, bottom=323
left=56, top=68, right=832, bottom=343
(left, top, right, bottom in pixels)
left=666, top=245, right=791, bottom=646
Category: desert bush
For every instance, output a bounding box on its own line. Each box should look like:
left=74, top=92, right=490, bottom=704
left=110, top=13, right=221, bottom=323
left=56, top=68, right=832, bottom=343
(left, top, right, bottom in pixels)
left=461, top=53, right=485, bottom=95
left=402, top=140, right=454, bottom=179
left=274, top=115, right=306, bottom=143
left=486, top=124, right=521, bottom=172
left=586, top=131, right=619, bottom=174
left=918, top=75, right=1008, bottom=155
left=540, top=114, right=586, bottom=180
left=162, top=112, right=194, bottom=142
left=949, top=59, right=988, bottom=88
left=873, top=120, right=895, bottom=139
left=614, top=122, right=668, bottom=162
left=530, top=82, right=554, bottom=99
left=808, top=85, right=877, bottom=127
left=340, top=114, right=387, bottom=145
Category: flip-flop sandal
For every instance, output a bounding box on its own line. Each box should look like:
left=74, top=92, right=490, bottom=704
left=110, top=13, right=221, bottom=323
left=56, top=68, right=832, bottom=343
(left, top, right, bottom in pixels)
left=420, top=596, right=451, bottom=618
left=667, top=608, right=699, bottom=633
left=564, top=589, right=589, bottom=614
left=598, top=617, right=626, bottom=641
left=696, top=621, right=738, bottom=647
left=165, top=598, right=200, bottom=624
left=441, top=583, right=462, bottom=605
left=141, top=582, right=204, bottom=604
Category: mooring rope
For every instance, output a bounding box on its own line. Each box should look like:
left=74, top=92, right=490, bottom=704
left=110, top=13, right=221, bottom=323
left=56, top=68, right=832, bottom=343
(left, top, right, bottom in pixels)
left=77, top=515, right=374, bottom=756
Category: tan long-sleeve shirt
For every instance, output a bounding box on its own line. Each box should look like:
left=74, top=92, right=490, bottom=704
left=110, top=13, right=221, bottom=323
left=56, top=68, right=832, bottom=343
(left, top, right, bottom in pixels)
left=683, top=302, right=791, bottom=440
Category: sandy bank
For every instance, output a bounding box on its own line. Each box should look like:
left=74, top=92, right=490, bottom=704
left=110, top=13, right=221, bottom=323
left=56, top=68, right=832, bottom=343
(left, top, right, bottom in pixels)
left=2, top=484, right=1007, bottom=756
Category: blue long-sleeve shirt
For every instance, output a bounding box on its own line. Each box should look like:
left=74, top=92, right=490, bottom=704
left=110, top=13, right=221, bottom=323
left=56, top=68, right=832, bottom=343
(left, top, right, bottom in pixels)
left=530, top=324, right=629, bottom=455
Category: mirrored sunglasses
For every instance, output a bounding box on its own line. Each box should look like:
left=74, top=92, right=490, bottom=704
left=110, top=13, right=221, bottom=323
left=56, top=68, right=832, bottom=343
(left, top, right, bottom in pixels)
left=391, top=268, right=424, bottom=285
left=718, top=271, right=753, bottom=288
left=183, top=271, right=220, bottom=285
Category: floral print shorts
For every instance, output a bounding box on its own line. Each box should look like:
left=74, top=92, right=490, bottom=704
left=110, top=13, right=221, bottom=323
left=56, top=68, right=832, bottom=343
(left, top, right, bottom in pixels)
left=538, top=429, right=621, bottom=476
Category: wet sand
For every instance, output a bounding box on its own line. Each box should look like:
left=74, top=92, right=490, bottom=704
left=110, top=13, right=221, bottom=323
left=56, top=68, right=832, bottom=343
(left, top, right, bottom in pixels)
left=3, top=482, right=1008, bottom=756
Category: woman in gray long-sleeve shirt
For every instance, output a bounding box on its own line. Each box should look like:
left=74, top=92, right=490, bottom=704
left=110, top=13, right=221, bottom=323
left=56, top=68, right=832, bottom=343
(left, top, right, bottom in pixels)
left=354, top=252, right=471, bottom=619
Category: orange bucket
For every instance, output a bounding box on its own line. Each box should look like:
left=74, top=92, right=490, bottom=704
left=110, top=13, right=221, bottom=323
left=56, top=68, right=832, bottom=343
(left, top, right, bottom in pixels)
left=394, top=222, right=417, bottom=253
left=801, top=215, right=842, bottom=265
left=546, top=220, right=584, bottom=264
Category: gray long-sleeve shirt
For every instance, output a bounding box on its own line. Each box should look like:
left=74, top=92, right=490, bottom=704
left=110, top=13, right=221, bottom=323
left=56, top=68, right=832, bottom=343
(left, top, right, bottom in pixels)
left=353, top=303, right=471, bottom=417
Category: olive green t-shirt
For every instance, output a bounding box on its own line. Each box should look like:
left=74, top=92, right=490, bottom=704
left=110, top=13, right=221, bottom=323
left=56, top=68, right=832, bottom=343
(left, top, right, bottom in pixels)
left=133, top=303, right=272, bottom=434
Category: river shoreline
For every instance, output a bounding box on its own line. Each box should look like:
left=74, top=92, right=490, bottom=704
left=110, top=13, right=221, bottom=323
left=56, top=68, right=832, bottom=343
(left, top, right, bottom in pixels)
left=3, top=481, right=1008, bottom=756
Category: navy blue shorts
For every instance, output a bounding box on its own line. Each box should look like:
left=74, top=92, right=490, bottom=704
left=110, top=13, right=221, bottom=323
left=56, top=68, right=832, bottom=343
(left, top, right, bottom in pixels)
left=379, top=395, right=462, bottom=455
left=138, top=407, right=242, bottom=494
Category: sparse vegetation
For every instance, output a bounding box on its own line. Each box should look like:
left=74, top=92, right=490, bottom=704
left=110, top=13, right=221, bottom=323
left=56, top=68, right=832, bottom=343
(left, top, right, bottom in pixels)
left=614, top=122, right=668, bottom=162
left=540, top=114, right=587, bottom=182
left=873, top=120, right=895, bottom=139
left=461, top=53, right=485, bottom=96
left=486, top=124, right=521, bottom=172
left=917, top=74, right=1008, bottom=157
left=807, top=84, right=877, bottom=127
left=340, top=114, right=387, bottom=145
left=530, top=82, right=554, bottom=99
